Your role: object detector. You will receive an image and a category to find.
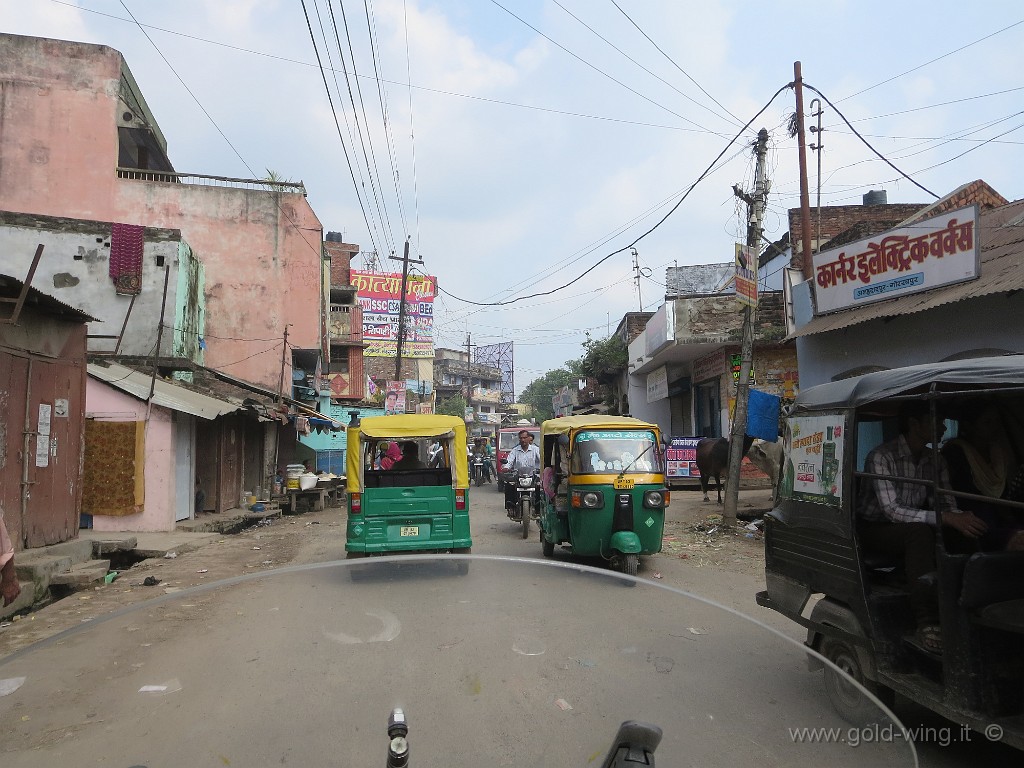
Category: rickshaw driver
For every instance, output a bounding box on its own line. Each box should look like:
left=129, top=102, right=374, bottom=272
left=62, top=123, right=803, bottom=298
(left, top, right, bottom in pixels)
left=503, top=429, right=541, bottom=513
left=857, top=402, right=988, bottom=654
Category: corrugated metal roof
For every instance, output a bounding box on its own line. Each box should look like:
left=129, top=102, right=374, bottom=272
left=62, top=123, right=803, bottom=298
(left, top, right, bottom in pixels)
left=790, top=200, right=1024, bottom=339
left=88, top=362, right=242, bottom=420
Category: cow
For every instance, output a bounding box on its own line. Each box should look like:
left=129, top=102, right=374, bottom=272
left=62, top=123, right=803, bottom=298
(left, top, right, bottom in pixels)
left=695, top=434, right=755, bottom=504
left=747, top=438, right=783, bottom=501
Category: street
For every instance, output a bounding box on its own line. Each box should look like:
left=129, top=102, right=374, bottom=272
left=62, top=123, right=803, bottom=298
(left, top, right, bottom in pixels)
left=0, top=487, right=1017, bottom=766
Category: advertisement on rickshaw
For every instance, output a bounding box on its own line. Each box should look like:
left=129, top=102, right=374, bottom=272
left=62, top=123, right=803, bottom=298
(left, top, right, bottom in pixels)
left=780, top=414, right=845, bottom=506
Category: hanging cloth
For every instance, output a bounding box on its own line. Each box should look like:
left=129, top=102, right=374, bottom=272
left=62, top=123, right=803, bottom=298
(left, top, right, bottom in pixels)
left=110, top=223, right=145, bottom=295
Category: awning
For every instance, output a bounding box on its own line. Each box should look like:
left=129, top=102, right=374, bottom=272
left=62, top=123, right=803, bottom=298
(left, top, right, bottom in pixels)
left=202, top=366, right=343, bottom=430
left=88, top=362, right=242, bottom=420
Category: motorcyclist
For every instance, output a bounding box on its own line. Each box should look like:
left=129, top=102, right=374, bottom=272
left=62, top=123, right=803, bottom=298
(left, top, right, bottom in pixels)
left=472, top=437, right=494, bottom=483
left=503, top=429, right=541, bottom=513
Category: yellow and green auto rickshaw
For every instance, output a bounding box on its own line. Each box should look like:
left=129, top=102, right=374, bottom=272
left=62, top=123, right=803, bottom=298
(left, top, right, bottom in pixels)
left=345, top=414, right=471, bottom=564
left=538, top=416, right=669, bottom=575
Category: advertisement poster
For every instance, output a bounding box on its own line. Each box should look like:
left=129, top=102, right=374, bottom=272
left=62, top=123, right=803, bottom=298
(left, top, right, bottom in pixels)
left=383, top=381, right=406, bottom=415
left=780, top=415, right=845, bottom=506
left=666, top=437, right=702, bottom=478
left=735, top=243, right=758, bottom=308
left=351, top=270, right=436, bottom=358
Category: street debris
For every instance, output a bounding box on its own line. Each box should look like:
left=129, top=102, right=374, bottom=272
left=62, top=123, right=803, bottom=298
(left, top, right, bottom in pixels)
left=651, top=572, right=663, bottom=579
left=0, top=677, right=26, bottom=696
left=142, top=576, right=161, bottom=587
left=139, top=678, right=182, bottom=695
left=252, top=546, right=261, bottom=550
left=163, top=552, right=177, bottom=559
left=554, top=698, right=573, bottom=711
left=688, top=627, right=706, bottom=635
left=196, top=569, right=209, bottom=574
left=103, top=571, right=118, bottom=584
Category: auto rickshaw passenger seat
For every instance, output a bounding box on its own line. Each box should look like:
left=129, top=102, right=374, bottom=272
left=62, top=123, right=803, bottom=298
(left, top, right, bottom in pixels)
left=959, top=552, right=1024, bottom=634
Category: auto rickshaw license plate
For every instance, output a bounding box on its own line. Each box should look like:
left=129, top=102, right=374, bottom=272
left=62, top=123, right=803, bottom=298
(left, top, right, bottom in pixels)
left=613, top=478, right=635, bottom=490
left=400, top=526, right=419, bottom=537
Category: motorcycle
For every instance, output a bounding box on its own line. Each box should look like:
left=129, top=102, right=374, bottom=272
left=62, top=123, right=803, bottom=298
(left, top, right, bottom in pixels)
left=507, top=469, right=541, bottom=539
left=471, top=456, right=485, bottom=487
left=0, top=557, right=915, bottom=766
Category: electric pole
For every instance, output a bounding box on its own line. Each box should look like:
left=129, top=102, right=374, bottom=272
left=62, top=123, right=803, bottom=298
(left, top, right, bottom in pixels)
left=723, top=128, right=770, bottom=525
left=389, top=237, right=423, bottom=384
left=631, top=247, right=643, bottom=311
left=809, top=98, right=825, bottom=256
left=794, top=61, right=814, bottom=278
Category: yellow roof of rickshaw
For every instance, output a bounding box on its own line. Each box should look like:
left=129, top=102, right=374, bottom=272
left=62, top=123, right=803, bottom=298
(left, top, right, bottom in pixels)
left=354, top=414, right=466, bottom=439
left=540, top=415, right=660, bottom=438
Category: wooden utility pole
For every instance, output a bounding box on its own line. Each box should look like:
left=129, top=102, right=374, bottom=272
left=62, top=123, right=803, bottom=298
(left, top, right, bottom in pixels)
left=389, top=237, right=423, bottom=384
left=145, top=264, right=172, bottom=422
left=793, top=61, right=814, bottom=278
left=277, top=325, right=290, bottom=403
left=723, top=128, right=769, bottom=525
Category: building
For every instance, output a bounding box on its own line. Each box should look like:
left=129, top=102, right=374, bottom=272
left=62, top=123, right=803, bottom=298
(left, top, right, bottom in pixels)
left=0, top=211, right=204, bottom=365
left=322, top=233, right=365, bottom=402
left=434, top=348, right=503, bottom=438
left=0, top=273, right=91, bottom=549
left=789, top=183, right=1023, bottom=387
left=628, top=266, right=796, bottom=439
left=0, top=32, right=325, bottom=393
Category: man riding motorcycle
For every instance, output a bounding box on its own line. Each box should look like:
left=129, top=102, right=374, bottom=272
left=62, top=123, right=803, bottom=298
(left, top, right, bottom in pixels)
left=472, top=437, right=494, bottom=483
left=503, top=429, right=541, bottom=513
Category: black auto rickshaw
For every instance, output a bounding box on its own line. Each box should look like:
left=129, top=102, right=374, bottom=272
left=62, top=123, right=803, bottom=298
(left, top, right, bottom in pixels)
left=756, top=356, right=1024, bottom=750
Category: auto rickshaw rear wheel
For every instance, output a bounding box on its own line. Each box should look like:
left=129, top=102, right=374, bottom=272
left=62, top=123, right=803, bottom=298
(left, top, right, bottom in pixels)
left=821, top=638, right=891, bottom=726
left=542, top=533, right=555, bottom=558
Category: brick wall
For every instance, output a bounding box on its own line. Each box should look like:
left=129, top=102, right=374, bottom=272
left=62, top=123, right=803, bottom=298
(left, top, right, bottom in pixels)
left=364, top=357, right=421, bottom=383
left=324, top=240, right=359, bottom=286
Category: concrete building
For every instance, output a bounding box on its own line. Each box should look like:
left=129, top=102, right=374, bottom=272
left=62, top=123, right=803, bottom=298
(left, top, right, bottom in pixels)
left=0, top=211, right=204, bottom=364
left=434, top=348, right=503, bottom=438
left=628, top=268, right=796, bottom=439
left=322, top=233, right=365, bottom=402
left=0, top=32, right=325, bottom=392
left=0, top=274, right=91, bottom=549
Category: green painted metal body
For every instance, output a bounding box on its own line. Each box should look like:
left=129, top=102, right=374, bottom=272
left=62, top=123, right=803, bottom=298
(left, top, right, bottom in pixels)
left=541, top=481, right=665, bottom=557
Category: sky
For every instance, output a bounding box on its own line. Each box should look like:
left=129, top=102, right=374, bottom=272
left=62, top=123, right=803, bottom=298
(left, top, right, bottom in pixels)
left=4, top=1, right=1024, bottom=394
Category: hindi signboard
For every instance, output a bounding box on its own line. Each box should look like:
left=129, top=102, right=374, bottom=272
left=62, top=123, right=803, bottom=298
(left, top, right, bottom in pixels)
left=812, top=205, right=979, bottom=315
left=780, top=414, right=845, bottom=507
left=383, top=381, right=406, bottom=415
left=352, top=270, right=436, bottom=357
left=666, top=437, right=702, bottom=478
left=735, top=243, right=758, bottom=308
left=646, top=366, right=669, bottom=403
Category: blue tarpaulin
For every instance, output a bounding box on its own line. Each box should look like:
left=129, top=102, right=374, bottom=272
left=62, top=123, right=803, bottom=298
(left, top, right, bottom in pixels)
left=746, top=389, right=781, bottom=441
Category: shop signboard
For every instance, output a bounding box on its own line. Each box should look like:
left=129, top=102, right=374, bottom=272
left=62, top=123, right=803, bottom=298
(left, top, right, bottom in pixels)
left=666, top=437, right=702, bottom=478
left=812, top=205, right=979, bottom=315
left=646, top=365, right=668, bottom=403
left=352, top=270, right=436, bottom=357
left=730, top=354, right=755, bottom=383
left=692, top=350, right=726, bottom=384
left=644, top=302, right=676, bottom=357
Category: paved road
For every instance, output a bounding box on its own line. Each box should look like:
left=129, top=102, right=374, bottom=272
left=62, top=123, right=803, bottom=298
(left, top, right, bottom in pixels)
left=0, top=486, right=1017, bottom=765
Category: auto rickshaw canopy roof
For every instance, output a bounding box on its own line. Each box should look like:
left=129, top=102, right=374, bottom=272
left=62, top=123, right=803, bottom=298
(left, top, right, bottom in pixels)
left=791, top=355, right=1024, bottom=413
left=541, top=415, right=660, bottom=438
left=353, top=414, right=466, bottom=439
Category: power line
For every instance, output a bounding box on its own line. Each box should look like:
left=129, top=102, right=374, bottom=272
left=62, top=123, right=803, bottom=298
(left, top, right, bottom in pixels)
left=803, top=83, right=939, bottom=199
left=486, top=0, right=728, bottom=136
left=440, top=82, right=794, bottom=307
left=298, top=0, right=384, bottom=255
left=608, top=0, right=745, bottom=129
left=550, top=0, right=743, bottom=131
left=403, top=0, right=422, bottom=253
left=839, top=18, right=1024, bottom=102
left=828, top=85, right=1024, bottom=126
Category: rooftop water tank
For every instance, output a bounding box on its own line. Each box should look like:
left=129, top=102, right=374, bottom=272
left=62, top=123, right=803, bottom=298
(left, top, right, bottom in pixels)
left=863, top=190, right=888, bottom=206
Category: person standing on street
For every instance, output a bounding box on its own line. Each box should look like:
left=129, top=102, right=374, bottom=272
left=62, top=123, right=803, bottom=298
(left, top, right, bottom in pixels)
left=503, top=430, right=541, bottom=512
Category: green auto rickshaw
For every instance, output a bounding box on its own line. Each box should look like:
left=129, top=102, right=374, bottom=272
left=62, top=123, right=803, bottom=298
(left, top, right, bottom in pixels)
left=538, top=416, right=669, bottom=575
left=345, top=414, right=472, bottom=563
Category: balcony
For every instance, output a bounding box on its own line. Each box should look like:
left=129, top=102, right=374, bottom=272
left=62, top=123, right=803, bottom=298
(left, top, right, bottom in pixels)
left=330, top=305, right=363, bottom=345
left=117, top=168, right=307, bottom=194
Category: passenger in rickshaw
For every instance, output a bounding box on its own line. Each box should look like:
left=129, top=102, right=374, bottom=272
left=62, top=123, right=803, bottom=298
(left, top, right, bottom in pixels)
left=391, top=441, right=426, bottom=471
left=943, top=404, right=1024, bottom=552
left=378, top=441, right=402, bottom=470
left=857, top=402, right=988, bottom=653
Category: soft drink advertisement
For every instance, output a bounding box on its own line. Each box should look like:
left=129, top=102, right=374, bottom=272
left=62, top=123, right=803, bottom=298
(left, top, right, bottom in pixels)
left=666, top=437, right=702, bottom=478
left=780, top=415, right=845, bottom=506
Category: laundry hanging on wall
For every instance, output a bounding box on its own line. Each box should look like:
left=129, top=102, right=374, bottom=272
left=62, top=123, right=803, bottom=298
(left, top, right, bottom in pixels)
left=109, top=223, right=145, bottom=295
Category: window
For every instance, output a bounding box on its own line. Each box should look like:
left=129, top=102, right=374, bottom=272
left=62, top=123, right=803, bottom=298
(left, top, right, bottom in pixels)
left=329, top=353, right=349, bottom=374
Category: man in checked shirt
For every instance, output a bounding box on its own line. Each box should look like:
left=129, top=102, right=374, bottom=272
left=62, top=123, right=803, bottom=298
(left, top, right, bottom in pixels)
left=858, top=402, right=987, bottom=654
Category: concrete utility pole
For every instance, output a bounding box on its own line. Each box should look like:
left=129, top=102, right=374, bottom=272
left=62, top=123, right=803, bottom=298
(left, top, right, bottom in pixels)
left=389, top=237, right=423, bottom=383
left=793, top=61, right=814, bottom=278
left=723, top=128, right=770, bottom=525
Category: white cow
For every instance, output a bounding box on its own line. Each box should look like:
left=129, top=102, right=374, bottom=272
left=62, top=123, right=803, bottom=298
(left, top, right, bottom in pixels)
left=747, top=439, right=783, bottom=500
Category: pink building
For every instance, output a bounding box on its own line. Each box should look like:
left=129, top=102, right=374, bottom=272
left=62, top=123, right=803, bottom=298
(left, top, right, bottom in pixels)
left=0, top=32, right=326, bottom=391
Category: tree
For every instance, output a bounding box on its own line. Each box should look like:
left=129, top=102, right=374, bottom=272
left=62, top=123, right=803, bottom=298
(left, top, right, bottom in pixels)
left=436, top=394, right=468, bottom=419
left=579, top=333, right=627, bottom=386
left=519, top=363, right=580, bottom=421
